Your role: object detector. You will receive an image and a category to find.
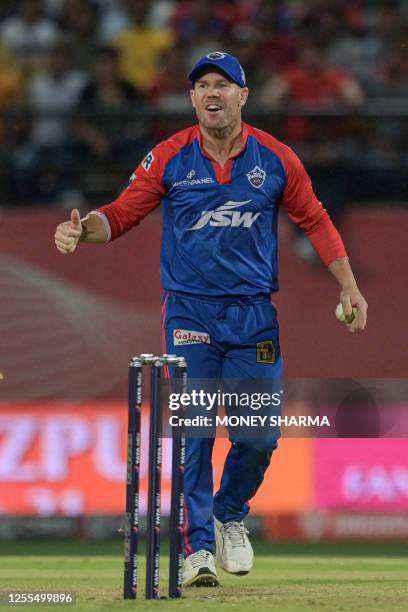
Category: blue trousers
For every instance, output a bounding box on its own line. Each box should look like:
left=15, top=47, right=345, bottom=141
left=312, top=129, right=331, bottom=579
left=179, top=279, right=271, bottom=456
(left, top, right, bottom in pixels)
left=163, top=291, right=283, bottom=555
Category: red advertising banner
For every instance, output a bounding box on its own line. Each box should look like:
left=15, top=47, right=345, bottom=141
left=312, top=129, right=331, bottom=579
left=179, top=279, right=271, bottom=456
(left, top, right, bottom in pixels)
left=0, top=403, right=313, bottom=516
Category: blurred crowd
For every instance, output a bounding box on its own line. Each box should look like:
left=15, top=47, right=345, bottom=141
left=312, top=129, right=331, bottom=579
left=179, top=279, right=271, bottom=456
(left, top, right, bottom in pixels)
left=0, top=0, right=407, bottom=210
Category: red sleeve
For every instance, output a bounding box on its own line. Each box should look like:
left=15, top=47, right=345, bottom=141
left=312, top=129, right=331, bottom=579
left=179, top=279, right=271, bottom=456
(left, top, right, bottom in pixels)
left=280, top=147, right=347, bottom=266
left=96, top=144, right=168, bottom=241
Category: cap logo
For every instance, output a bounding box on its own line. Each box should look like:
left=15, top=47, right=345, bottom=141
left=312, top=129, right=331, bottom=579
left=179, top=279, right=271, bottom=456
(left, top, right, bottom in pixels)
left=206, top=51, right=226, bottom=60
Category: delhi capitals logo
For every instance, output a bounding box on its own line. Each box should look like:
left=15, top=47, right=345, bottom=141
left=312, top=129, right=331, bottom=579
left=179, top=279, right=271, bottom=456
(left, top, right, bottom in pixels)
left=206, top=51, right=226, bottom=60
left=246, top=165, right=266, bottom=188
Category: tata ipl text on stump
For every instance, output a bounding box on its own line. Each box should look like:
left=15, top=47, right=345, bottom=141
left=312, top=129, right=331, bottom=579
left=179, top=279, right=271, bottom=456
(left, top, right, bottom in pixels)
left=124, top=354, right=187, bottom=600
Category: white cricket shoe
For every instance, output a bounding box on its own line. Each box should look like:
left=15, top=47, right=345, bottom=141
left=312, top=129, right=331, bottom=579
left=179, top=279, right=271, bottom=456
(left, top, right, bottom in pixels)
left=214, top=516, right=254, bottom=575
left=182, top=549, right=220, bottom=587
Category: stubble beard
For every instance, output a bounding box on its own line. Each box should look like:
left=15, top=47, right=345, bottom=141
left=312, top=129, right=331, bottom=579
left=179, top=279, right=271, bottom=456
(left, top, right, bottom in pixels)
left=200, top=112, right=240, bottom=140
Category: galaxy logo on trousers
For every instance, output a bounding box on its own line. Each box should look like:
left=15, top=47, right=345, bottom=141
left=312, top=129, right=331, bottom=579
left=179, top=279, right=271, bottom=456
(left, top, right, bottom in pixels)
left=187, top=200, right=260, bottom=230
left=173, top=329, right=210, bottom=345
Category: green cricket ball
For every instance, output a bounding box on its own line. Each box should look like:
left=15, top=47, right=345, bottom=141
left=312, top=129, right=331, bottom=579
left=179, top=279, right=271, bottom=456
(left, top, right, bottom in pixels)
left=336, top=303, right=357, bottom=324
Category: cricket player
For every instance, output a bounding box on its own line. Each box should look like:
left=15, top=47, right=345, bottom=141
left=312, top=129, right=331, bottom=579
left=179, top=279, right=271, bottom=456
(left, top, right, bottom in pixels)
left=54, top=52, right=368, bottom=587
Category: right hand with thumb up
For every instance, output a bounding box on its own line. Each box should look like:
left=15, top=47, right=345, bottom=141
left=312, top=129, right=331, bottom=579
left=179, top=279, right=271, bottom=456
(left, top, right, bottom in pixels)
left=54, top=209, right=83, bottom=255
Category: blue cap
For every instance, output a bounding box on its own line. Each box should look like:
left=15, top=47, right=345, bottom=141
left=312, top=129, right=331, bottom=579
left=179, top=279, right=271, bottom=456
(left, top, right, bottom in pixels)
left=189, top=51, right=246, bottom=88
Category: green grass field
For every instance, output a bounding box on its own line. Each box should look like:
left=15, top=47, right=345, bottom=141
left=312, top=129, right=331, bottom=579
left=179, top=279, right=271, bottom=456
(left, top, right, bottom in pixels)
left=1, top=540, right=407, bottom=611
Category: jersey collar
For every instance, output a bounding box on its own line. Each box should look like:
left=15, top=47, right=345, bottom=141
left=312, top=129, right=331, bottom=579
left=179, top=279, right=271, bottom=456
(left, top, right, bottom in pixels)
left=195, top=122, right=249, bottom=162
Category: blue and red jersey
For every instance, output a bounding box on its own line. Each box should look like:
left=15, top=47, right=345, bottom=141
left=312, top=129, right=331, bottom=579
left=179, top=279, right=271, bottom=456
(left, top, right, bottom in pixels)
left=95, top=122, right=346, bottom=296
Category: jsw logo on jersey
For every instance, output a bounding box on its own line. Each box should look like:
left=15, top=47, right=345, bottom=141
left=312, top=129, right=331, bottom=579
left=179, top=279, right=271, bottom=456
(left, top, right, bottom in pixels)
left=187, top=200, right=260, bottom=230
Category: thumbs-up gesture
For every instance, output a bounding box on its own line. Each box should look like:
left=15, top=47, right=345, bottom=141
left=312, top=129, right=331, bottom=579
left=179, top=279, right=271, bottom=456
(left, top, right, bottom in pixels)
left=54, top=209, right=83, bottom=255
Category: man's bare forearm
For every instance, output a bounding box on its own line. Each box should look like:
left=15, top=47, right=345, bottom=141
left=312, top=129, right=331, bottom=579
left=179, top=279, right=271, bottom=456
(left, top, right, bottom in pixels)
left=329, top=257, right=357, bottom=290
left=55, top=209, right=109, bottom=253
left=79, top=213, right=109, bottom=243
left=329, top=256, right=368, bottom=331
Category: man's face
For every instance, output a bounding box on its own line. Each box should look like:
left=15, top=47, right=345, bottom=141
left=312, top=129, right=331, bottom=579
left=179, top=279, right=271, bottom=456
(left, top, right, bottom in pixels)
left=190, top=71, right=249, bottom=130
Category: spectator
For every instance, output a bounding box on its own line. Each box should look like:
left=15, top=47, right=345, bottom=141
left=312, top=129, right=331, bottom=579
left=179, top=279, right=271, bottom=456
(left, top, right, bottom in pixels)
left=260, top=39, right=365, bottom=264
left=368, top=44, right=408, bottom=99
left=246, top=0, right=296, bottom=72
left=60, top=0, right=100, bottom=72
left=325, top=4, right=384, bottom=87
left=110, top=0, right=175, bottom=91
left=0, top=0, right=406, bottom=209
left=97, top=0, right=134, bottom=43
left=11, top=40, right=86, bottom=205
left=22, top=40, right=86, bottom=148
left=98, top=0, right=175, bottom=43
left=260, top=39, right=365, bottom=114
left=0, top=42, right=24, bottom=107
left=171, top=0, right=228, bottom=62
left=0, top=0, right=60, bottom=69
left=0, top=42, right=25, bottom=202
left=221, top=30, right=265, bottom=103
left=73, top=46, right=146, bottom=169
left=293, top=2, right=345, bottom=53
left=148, top=43, right=190, bottom=111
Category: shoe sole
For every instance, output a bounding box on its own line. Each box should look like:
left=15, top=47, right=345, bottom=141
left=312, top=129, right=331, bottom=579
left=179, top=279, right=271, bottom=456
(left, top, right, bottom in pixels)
left=183, top=571, right=220, bottom=588
left=220, top=567, right=251, bottom=575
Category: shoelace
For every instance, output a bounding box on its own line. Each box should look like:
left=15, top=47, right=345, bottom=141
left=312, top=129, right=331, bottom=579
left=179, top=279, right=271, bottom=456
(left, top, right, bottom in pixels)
left=223, top=522, right=249, bottom=548
left=190, top=550, right=211, bottom=568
